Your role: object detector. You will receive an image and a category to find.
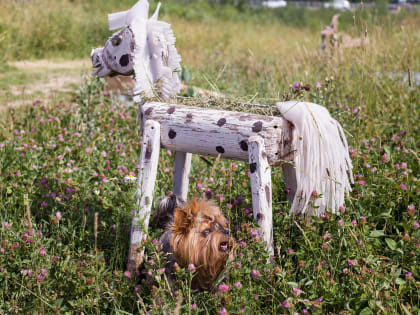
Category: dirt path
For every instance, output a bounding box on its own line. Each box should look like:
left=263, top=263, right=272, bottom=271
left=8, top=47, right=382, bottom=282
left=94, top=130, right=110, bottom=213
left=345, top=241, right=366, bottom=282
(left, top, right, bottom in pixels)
left=0, top=59, right=91, bottom=112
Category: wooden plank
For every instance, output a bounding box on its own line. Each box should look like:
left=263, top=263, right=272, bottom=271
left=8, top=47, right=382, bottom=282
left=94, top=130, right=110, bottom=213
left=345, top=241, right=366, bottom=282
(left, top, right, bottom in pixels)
left=173, top=151, right=192, bottom=201
left=141, top=102, right=295, bottom=165
left=248, top=135, right=274, bottom=255
left=127, top=120, right=161, bottom=272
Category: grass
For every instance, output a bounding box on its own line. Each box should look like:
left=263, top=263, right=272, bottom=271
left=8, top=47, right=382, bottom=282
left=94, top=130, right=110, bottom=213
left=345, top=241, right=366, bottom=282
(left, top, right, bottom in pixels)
left=0, top=0, right=419, bottom=314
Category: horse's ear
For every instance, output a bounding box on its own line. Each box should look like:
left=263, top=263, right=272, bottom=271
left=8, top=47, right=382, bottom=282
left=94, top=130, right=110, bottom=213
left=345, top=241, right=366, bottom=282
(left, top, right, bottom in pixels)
left=150, top=2, right=161, bottom=21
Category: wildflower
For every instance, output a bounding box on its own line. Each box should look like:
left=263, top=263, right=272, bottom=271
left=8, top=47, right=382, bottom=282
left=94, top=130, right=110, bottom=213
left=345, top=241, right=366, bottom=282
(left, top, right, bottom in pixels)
left=124, top=174, right=137, bottom=183
left=218, top=283, right=229, bottom=292
left=348, top=259, right=357, bottom=267
left=85, top=147, right=93, bottom=154
left=251, top=269, right=260, bottom=279
left=244, top=207, right=251, bottom=214
left=250, top=230, right=258, bottom=238
left=359, top=180, right=366, bottom=186
left=351, top=220, right=357, bottom=227
left=407, top=205, right=416, bottom=217
left=234, top=281, right=242, bottom=288
left=41, top=269, right=48, bottom=277
left=3, top=222, right=10, bottom=228
left=234, top=262, right=242, bottom=269
left=288, top=248, right=294, bottom=254
left=302, top=309, right=310, bottom=315
left=239, top=241, right=247, bottom=248
left=101, top=151, right=107, bottom=157
left=56, top=211, right=62, bottom=220
left=401, top=162, right=407, bottom=169
left=292, top=287, right=304, bottom=296
left=405, top=272, right=414, bottom=281
left=226, top=203, right=232, bottom=209
left=191, top=304, right=197, bottom=311
left=253, top=294, right=259, bottom=299
left=399, top=183, right=407, bottom=190
left=412, top=222, right=419, bottom=230
left=188, top=264, right=196, bottom=272
left=359, top=216, right=366, bottom=224
left=40, top=248, right=46, bottom=256
left=339, top=205, right=345, bottom=213
left=36, top=275, right=44, bottom=282
left=218, top=307, right=228, bottom=315
left=41, top=201, right=48, bottom=208
left=338, top=220, right=344, bottom=227
left=282, top=300, right=291, bottom=308
left=152, top=239, right=158, bottom=245
left=123, top=271, right=131, bottom=279
left=292, top=82, right=300, bottom=89
left=322, top=232, right=331, bottom=240
left=315, top=81, right=322, bottom=88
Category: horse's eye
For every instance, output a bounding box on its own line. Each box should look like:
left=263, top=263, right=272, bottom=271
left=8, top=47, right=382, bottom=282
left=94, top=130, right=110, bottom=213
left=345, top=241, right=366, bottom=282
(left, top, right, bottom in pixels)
left=111, top=36, right=122, bottom=47
left=201, top=229, right=211, bottom=237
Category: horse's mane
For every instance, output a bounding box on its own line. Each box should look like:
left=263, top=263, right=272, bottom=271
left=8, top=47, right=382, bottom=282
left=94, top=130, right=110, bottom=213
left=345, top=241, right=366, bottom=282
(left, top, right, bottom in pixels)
left=131, top=19, right=181, bottom=101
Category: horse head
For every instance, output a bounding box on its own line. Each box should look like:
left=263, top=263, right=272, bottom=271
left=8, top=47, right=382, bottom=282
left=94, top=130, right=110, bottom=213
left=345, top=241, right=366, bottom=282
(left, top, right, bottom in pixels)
left=91, top=0, right=181, bottom=100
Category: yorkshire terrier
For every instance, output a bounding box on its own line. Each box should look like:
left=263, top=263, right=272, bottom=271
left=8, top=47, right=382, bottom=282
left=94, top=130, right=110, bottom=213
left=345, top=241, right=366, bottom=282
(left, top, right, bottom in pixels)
left=155, top=195, right=235, bottom=291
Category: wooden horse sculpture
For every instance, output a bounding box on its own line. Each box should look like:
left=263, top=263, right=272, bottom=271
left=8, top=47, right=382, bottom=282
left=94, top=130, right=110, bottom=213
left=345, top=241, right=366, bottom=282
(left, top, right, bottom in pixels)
left=92, top=0, right=353, bottom=272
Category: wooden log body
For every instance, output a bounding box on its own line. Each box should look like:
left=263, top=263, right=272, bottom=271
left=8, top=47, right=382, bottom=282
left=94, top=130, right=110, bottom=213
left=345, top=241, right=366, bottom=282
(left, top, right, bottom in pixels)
left=142, top=102, right=295, bottom=166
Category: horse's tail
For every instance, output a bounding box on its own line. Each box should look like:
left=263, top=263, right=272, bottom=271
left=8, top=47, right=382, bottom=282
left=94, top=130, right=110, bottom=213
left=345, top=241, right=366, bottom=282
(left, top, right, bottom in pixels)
left=277, top=101, right=353, bottom=216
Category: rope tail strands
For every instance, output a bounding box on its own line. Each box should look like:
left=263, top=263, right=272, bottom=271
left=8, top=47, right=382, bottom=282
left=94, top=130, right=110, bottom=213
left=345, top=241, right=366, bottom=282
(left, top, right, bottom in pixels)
left=91, top=0, right=354, bottom=271
left=276, top=101, right=353, bottom=216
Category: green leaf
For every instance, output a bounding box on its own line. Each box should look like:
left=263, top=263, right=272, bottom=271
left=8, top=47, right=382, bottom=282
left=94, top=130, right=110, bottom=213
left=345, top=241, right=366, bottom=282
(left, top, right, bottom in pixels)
left=369, top=230, right=385, bottom=238
left=395, top=278, right=406, bottom=285
left=287, top=282, right=299, bottom=288
left=385, top=238, right=397, bottom=251
left=401, top=303, right=413, bottom=315
left=359, top=307, right=374, bottom=315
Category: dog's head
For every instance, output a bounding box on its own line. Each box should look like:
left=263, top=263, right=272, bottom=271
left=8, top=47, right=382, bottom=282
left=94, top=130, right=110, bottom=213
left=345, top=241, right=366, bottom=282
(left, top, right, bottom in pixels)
left=170, top=199, right=235, bottom=290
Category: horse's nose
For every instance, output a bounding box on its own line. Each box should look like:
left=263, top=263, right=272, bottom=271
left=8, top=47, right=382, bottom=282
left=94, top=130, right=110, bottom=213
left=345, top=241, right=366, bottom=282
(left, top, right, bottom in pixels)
left=91, top=48, right=103, bottom=67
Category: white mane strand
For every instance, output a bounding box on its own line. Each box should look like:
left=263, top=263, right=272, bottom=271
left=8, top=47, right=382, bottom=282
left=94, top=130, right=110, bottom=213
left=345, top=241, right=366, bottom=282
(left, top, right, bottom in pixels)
left=277, top=101, right=353, bottom=216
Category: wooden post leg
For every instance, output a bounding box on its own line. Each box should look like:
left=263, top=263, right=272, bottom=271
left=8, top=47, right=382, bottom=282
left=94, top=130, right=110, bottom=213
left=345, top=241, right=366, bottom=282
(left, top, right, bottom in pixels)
left=282, top=163, right=297, bottom=206
left=173, top=151, right=192, bottom=201
left=127, top=120, right=161, bottom=272
left=248, top=136, right=274, bottom=255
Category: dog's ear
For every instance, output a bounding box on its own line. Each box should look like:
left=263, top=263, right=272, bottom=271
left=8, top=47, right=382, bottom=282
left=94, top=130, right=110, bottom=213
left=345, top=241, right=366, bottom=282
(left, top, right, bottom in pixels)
left=172, top=199, right=200, bottom=235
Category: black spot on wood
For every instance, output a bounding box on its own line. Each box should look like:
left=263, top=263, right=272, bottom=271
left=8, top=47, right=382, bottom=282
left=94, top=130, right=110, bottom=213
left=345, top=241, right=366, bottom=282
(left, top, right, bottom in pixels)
left=265, top=185, right=271, bottom=205
left=186, top=113, right=193, bottom=122
left=168, top=129, right=177, bottom=139
left=252, top=121, right=263, bottom=133
left=284, top=139, right=289, bottom=146
left=217, top=118, right=226, bottom=127
left=239, top=140, right=248, bottom=151
left=167, top=107, right=176, bottom=114
left=119, top=54, right=130, bottom=67
left=256, top=213, right=264, bottom=222
left=249, top=163, right=257, bottom=174
left=216, top=146, right=225, bottom=154
left=145, top=107, right=153, bottom=116
left=262, top=151, right=267, bottom=160
left=274, top=125, right=278, bottom=129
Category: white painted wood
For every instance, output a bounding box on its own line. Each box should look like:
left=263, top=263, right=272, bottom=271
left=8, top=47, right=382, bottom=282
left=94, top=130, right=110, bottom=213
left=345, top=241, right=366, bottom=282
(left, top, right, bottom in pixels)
left=128, top=120, right=161, bottom=272
left=142, top=102, right=295, bottom=165
left=173, top=151, right=192, bottom=200
left=248, top=135, right=274, bottom=255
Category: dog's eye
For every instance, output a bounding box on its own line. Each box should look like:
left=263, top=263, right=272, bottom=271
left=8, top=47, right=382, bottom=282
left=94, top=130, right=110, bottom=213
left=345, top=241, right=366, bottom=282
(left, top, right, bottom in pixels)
left=111, top=36, right=122, bottom=47
left=201, top=229, right=211, bottom=237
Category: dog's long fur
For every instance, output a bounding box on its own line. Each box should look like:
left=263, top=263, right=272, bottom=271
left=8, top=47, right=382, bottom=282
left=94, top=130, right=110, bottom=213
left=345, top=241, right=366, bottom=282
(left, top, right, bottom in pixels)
left=156, top=196, right=235, bottom=291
